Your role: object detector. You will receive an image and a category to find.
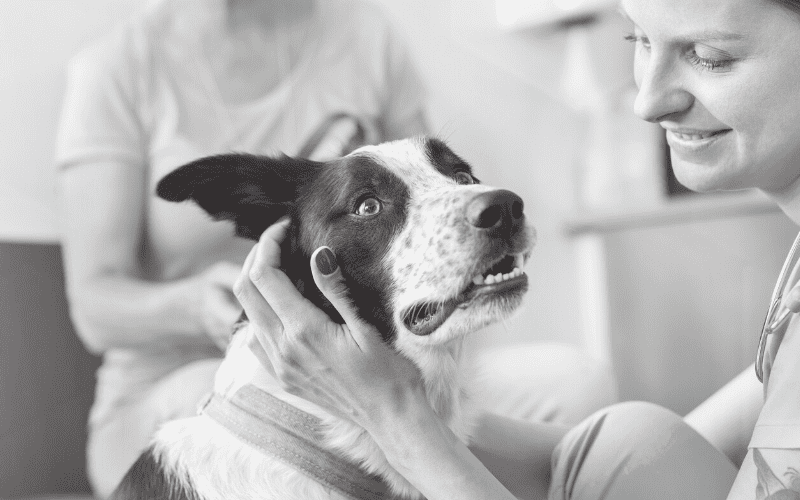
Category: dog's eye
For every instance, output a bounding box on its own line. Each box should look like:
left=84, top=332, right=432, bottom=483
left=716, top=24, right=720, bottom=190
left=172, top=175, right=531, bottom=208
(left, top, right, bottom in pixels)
left=356, top=198, right=382, bottom=216
left=454, top=172, right=474, bottom=185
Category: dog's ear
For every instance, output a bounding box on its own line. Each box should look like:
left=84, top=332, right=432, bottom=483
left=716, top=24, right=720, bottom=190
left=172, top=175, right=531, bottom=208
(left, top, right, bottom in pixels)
left=156, top=153, right=322, bottom=240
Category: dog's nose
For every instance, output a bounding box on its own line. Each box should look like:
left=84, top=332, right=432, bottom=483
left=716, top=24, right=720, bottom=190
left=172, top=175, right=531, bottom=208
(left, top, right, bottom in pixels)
left=466, top=189, right=524, bottom=238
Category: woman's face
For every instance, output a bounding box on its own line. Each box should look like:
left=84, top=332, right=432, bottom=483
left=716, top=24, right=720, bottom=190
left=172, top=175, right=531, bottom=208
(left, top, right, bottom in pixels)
left=621, top=0, right=800, bottom=193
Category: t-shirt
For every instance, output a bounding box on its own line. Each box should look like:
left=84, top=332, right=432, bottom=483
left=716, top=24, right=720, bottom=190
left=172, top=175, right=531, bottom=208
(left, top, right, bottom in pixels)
left=54, top=0, right=427, bottom=427
left=750, top=242, right=800, bottom=448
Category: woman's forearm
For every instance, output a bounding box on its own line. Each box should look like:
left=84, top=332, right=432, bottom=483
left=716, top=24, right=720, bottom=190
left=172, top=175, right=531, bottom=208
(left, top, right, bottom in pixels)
left=369, top=398, right=520, bottom=500
left=683, top=364, right=763, bottom=468
left=68, top=272, right=211, bottom=353
left=470, top=413, right=570, bottom=500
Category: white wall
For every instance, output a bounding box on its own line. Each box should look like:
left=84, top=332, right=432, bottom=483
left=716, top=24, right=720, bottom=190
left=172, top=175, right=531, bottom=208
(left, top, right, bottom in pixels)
left=0, top=0, right=143, bottom=243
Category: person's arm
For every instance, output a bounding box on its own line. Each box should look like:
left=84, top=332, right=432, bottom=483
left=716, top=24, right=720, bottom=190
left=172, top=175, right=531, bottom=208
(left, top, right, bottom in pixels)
left=234, top=221, right=564, bottom=500
left=377, top=407, right=529, bottom=500
left=469, top=413, right=570, bottom=500
left=58, top=161, right=241, bottom=353
left=683, top=364, right=764, bottom=468
left=55, top=43, right=240, bottom=353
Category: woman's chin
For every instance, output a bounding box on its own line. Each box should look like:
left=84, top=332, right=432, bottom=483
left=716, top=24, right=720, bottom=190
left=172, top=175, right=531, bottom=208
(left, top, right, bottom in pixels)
left=671, top=157, right=740, bottom=194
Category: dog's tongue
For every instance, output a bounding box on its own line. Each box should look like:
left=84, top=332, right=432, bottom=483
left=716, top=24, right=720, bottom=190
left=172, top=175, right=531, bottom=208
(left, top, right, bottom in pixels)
left=403, top=299, right=459, bottom=336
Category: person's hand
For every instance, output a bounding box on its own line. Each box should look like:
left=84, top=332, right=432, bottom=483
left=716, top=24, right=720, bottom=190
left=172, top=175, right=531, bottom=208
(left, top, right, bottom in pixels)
left=233, top=219, right=424, bottom=431
left=195, top=261, right=243, bottom=350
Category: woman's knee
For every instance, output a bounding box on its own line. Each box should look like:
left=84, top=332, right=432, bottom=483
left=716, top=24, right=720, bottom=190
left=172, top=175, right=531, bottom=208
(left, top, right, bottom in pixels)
left=549, top=401, right=736, bottom=500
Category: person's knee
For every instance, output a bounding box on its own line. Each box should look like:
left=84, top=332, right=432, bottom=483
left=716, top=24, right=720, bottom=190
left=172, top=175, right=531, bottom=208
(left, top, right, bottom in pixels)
left=549, top=401, right=735, bottom=500
left=553, top=400, right=682, bottom=464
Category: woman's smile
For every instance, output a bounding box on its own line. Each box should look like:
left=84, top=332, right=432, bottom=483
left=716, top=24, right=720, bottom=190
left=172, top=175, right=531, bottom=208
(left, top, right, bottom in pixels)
left=664, top=127, right=732, bottom=159
left=623, top=0, right=800, bottom=193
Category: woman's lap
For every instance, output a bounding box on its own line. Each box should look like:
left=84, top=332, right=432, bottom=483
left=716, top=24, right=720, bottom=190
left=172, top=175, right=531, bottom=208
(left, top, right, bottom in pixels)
left=549, top=401, right=738, bottom=500
left=87, top=358, right=221, bottom=499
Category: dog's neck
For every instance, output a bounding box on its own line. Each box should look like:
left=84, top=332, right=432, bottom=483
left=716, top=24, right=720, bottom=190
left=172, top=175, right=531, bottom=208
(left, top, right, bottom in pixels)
left=212, top=324, right=470, bottom=497
left=215, top=325, right=469, bottom=429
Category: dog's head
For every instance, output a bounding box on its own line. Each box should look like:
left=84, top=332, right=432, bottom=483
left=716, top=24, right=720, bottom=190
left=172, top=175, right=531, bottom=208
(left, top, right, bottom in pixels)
left=157, top=137, right=535, bottom=349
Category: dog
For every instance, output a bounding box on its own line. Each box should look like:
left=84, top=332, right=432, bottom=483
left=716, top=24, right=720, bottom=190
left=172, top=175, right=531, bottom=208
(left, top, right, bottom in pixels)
left=111, top=136, right=535, bottom=500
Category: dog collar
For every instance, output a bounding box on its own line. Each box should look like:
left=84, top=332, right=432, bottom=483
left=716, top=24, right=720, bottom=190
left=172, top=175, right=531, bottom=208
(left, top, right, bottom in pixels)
left=200, top=384, right=403, bottom=500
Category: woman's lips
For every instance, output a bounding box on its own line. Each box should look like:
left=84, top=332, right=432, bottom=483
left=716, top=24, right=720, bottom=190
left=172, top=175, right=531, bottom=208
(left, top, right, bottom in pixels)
left=669, top=129, right=727, bottom=140
left=665, top=128, right=732, bottom=155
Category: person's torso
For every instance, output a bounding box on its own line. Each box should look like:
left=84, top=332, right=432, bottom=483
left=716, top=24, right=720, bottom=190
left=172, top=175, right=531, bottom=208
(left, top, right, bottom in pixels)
left=135, top=0, right=392, bottom=280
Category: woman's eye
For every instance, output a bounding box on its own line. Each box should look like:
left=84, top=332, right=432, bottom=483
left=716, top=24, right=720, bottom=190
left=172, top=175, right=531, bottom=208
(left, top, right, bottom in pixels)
left=356, top=198, right=382, bottom=216
left=688, top=48, right=734, bottom=73
left=454, top=172, right=474, bottom=185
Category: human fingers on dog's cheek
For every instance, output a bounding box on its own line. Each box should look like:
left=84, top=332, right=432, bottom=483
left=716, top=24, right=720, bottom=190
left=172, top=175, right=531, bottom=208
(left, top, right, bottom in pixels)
left=234, top=245, right=258, bottom=297
left=256, top=218, right=291, bottom=269
left=310, top=247, right=373, bottom=345
left=250, top=247, right=326, bottom=334
left=311, top=248, right=351, bottom=316
left=241, top=244, right=258, bottom=277
left=235, top=271, right=284, bottom=344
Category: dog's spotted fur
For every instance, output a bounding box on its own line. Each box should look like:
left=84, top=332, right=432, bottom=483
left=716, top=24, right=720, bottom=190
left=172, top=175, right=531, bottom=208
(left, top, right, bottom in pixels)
left=111, top=137, right=536, bottom=500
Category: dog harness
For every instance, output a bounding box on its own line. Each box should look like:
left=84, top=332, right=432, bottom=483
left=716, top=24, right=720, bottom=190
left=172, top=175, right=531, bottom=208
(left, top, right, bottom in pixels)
left=200, top=384, right=405, bottom=500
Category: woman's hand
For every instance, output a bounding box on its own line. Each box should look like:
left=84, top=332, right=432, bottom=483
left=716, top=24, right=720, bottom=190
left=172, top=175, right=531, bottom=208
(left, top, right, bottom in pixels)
left=194, top=261, right=243, bottom=350
left=233, top=219, right=424, bottom=430
left=232, top=220, right=521, bottom=500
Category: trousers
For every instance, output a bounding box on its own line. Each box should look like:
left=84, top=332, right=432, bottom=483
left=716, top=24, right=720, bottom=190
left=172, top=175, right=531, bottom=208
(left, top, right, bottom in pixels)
left=549, top=401, right=738, bottom=500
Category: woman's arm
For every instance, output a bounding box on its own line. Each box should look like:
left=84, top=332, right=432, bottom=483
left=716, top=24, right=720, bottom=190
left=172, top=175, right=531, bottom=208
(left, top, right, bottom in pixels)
left=234, top=221, right=564, bottom=500
left=470, top=413, right=570, bottom=500
left=58, top=161, right=241, bottom=353
left=373, top=402, right=523, bottom=500
left=56, top=39, right=241, bottom=353
left=683, top=364, right=764, bottom=468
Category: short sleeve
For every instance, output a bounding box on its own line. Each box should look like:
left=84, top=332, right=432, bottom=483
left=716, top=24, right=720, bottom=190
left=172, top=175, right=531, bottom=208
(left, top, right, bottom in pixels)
left=376, top=14, right=429, bottom=139
left=55, top=28, right=146, bottom=170
left=750, top=312, right=800, bottom=449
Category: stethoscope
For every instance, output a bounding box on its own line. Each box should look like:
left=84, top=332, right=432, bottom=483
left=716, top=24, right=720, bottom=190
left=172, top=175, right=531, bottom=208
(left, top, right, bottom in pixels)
left=756, top=230, right=800, bottom=382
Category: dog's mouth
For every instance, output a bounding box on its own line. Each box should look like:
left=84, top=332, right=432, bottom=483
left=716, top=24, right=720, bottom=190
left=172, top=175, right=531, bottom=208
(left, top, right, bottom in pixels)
left=402, top=253, right=527, bottom=336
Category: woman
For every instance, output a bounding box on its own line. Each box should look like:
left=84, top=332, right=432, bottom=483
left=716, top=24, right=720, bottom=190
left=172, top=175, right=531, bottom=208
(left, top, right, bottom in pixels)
left=234, top=0, right=800, bottom=498
left=55, top=0, right=428, bottom=496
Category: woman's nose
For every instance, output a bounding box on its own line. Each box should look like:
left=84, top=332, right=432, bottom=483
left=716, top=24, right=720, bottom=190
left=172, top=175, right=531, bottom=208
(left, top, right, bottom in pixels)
left=633, top=56, right=693, bottom=123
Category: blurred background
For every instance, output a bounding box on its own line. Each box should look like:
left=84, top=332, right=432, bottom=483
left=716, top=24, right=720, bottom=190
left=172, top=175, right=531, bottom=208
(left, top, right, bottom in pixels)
left=1, top=0, right=796, bottom=498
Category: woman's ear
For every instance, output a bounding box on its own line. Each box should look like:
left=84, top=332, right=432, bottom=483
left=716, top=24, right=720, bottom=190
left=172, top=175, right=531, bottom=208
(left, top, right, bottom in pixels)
left=156, top=153, right=323, bottom=240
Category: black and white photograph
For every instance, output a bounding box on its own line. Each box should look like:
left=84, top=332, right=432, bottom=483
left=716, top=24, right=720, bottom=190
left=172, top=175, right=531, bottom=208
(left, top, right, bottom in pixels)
left=2, top=0, right=799, bottom=498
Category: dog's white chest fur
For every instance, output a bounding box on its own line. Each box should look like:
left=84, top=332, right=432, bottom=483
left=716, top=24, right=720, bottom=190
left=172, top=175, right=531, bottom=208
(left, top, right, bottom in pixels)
left=127, top=137, right=535, bottom=500
left=151, top=326, right=473, bottom=500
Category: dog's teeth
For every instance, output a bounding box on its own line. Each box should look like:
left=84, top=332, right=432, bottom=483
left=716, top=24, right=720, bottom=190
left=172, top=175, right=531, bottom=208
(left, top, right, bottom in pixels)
left=472, top=275, right=485, bottom=285
left=514, top=254, right=524, bottom=269
left=485, top=274, right=496, bottom=285
left=503, top=273, right=510, bottom=280
left=494, top=273, right=503, bottom=282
